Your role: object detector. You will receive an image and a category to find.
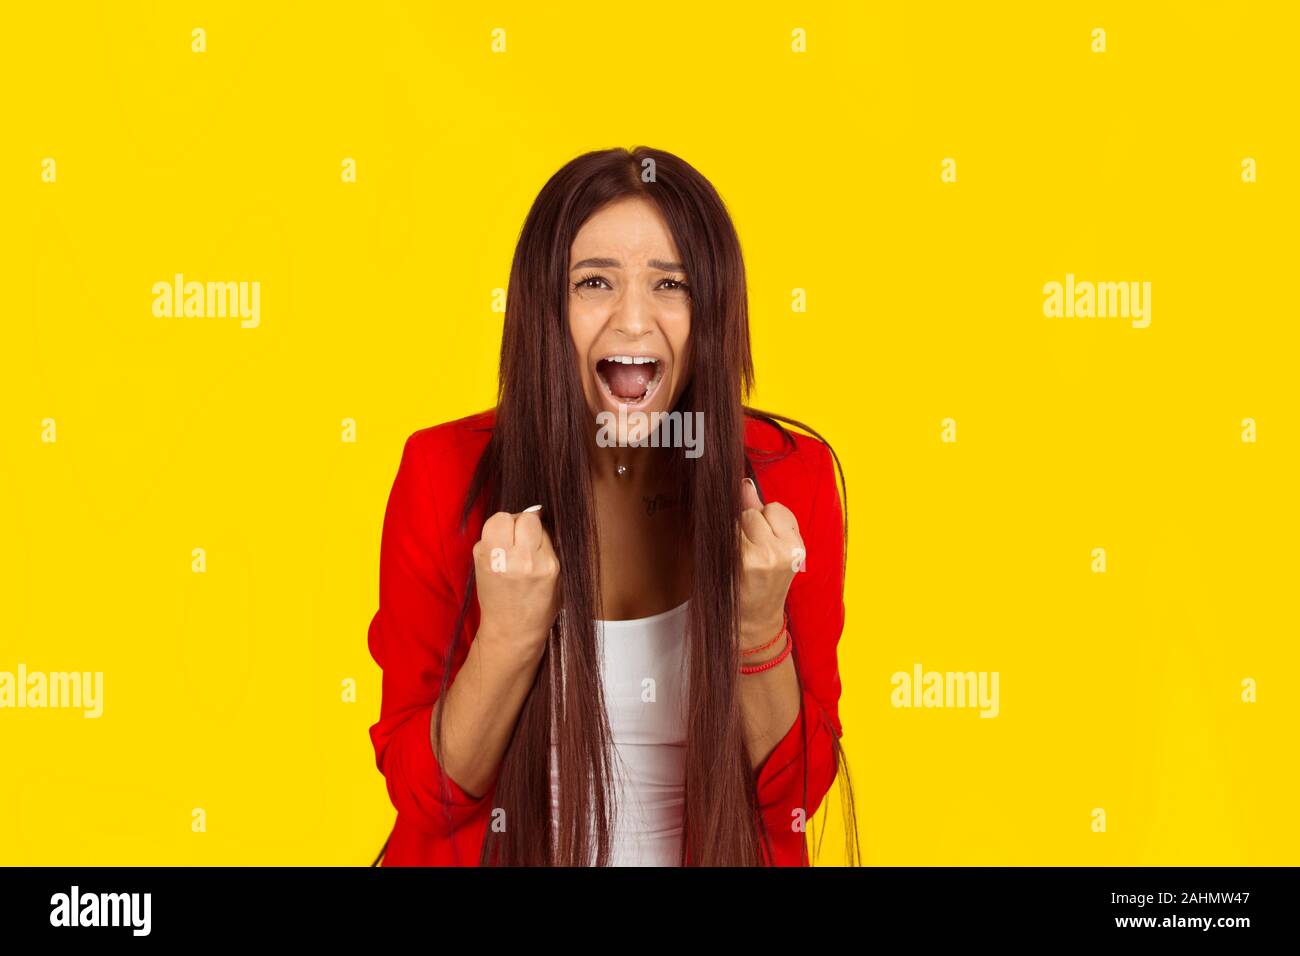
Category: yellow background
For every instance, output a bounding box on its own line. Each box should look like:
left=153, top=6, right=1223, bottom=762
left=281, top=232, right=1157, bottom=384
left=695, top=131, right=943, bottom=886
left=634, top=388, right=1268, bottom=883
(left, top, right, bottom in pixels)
left=1, top=2, right=1295, bottom=865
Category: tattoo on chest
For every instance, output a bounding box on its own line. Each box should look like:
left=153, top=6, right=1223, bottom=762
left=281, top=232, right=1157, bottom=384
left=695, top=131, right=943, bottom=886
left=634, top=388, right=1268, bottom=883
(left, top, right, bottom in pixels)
left=643, top=493, right=677, bottom=517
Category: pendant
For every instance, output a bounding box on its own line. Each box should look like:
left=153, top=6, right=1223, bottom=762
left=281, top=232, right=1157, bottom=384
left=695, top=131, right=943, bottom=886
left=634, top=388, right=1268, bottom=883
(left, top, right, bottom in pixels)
left=616, top=464, right=627, bottom=477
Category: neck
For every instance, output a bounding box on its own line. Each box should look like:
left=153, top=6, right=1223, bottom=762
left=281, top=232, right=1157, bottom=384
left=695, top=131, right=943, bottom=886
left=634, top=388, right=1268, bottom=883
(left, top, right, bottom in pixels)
left=584, top=420, right=674, bottom=495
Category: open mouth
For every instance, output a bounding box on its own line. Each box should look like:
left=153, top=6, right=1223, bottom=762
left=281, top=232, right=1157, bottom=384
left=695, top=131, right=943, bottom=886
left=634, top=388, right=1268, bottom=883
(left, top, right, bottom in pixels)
left=595, top=355, right=665, bottom=406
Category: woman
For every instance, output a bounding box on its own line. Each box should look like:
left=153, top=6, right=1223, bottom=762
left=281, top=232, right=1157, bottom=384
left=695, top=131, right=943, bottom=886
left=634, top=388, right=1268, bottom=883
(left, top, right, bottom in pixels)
left=367, top=146, right=858, bottom=866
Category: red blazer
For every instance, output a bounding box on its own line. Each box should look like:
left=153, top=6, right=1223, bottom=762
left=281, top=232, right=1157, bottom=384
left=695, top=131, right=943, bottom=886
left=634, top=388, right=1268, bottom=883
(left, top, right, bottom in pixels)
left=367, top=406, right=846, bottom=866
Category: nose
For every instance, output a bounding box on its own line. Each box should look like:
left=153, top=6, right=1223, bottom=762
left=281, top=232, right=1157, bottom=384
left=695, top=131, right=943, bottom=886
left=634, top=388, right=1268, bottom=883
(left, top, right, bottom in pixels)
left=608, top=283, right=655, bottom=340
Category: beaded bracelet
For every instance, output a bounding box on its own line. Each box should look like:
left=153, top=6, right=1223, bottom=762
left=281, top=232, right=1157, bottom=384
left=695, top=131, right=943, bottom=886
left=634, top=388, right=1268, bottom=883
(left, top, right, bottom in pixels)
left=740, top=615, right=792, bottom=675
left=740, top=631, right=791, bottom=674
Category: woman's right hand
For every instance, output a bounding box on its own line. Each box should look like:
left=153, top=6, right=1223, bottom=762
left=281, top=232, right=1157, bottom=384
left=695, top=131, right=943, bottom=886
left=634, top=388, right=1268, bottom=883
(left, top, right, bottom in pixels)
left=472, top=506, right=561, bottom=653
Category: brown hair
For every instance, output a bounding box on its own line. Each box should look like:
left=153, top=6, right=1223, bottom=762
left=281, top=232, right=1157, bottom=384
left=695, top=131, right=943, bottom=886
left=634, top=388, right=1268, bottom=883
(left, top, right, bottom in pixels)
left=410, top=146, right=858, bottom=866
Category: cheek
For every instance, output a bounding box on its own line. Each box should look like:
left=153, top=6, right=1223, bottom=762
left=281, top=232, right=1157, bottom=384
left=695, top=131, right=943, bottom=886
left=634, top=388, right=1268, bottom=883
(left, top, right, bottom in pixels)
left=567, top=311, right=599, bottom=406
left=568, top=300, right=602, bottom=353
left=673, top=324, right=692, bottom=390
left=674, top=351, right=692, bottom=401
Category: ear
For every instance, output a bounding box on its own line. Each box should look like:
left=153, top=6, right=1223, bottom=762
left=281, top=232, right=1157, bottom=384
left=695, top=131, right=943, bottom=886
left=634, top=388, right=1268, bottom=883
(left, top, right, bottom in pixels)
left=741, top=477, right=763, bottom=511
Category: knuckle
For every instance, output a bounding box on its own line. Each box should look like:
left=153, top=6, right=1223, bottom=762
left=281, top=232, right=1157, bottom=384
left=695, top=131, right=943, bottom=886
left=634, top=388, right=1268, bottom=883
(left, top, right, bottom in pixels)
left=770, top=506, right=797, bottom=530
left=481, top=512, right=512, bottom=540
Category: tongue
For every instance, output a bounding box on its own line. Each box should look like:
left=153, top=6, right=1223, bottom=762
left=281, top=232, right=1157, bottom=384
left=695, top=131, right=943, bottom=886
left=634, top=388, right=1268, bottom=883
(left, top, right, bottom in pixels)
left=602, top=361, right=652, bottom=399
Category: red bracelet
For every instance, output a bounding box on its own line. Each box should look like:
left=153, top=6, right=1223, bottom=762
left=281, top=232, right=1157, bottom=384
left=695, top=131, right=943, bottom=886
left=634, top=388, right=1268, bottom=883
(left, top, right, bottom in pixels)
left=740, top=631, right=791, bottom=674
left=740, top=622, right=792, bottom=675
left=741, top=612, right=788, bottom=656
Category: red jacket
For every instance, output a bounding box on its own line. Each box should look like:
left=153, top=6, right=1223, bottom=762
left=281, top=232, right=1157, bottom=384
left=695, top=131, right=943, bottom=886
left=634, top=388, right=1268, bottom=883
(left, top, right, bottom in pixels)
left=367, top=407, right=846, bottom=866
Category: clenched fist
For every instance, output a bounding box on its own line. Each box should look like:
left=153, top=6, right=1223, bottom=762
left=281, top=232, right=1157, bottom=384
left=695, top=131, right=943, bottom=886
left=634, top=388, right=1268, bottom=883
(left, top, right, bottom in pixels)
left=738, top=478, right=805, bottom=648
left=472, top=505, right=561, bottom=652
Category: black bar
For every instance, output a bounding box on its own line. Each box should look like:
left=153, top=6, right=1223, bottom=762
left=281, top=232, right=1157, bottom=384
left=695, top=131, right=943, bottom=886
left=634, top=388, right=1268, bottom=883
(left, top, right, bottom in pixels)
left=0, top=866, right=1291, bottom=941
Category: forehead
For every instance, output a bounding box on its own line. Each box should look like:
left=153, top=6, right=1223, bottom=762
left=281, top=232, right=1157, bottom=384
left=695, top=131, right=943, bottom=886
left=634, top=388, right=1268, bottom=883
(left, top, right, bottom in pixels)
left=570, top=197, right=679, bottom=260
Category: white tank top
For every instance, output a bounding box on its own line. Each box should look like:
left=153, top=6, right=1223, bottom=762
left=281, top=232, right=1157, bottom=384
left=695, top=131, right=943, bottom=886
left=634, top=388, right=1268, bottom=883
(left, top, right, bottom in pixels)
left=549, top=599, right=690, bottom=866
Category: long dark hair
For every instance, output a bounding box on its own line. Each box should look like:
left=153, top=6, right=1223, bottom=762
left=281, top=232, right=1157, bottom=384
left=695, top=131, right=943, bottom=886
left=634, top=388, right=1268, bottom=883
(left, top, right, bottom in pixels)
left=376, top=146, right=858, bottom=866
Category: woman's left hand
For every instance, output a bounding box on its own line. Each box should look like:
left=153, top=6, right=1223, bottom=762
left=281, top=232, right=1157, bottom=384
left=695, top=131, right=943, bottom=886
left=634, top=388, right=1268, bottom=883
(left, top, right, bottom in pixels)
left=738, top=477, right=806, bottom=649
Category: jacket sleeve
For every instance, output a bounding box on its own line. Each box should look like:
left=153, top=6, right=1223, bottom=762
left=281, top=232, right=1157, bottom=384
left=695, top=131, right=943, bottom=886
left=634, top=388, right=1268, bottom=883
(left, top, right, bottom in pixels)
left=367, top=431, right=492, bottom=837
left=753, top=438, right=846, bottom=852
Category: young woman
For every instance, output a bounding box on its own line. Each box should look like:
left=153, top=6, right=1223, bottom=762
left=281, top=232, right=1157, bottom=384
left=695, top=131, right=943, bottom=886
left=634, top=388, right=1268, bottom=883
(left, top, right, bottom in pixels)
left=367, top=146, right=858, bottom=866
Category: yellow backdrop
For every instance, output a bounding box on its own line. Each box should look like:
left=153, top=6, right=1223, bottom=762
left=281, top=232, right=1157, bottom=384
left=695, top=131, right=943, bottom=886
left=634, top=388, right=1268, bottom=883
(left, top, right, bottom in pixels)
left=1, top=2, right=1295, bottom=865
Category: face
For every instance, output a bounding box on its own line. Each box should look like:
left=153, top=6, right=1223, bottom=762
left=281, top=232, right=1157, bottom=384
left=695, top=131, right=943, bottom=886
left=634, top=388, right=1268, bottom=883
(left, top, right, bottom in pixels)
left=567, top=196, right=692, bottom=430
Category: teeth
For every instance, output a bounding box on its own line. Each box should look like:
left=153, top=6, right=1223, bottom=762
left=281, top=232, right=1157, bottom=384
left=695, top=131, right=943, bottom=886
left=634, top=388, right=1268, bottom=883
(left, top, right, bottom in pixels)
left=604, top=355, right=658, bottom=365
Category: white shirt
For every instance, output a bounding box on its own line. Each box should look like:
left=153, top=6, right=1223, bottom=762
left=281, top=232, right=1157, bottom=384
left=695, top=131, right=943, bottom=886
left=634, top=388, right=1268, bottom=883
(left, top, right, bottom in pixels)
left=549, top=599, right=690, bottom=866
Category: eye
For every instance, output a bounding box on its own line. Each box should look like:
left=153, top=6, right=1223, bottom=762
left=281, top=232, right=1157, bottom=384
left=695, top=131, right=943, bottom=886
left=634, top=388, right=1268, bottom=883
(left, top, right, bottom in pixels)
left=658, top=278, right=691, bottom=294
left=572, top=273, right=611, bottom=291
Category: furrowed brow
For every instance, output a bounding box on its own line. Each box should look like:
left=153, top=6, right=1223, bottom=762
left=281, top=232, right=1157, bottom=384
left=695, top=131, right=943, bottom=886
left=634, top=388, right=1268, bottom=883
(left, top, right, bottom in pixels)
left=569, top=257, right=687, bottom=272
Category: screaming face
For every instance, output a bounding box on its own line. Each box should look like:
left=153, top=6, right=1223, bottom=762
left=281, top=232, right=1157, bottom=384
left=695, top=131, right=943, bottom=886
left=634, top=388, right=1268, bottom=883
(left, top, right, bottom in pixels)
left=568, top=196, right=692, bottom=427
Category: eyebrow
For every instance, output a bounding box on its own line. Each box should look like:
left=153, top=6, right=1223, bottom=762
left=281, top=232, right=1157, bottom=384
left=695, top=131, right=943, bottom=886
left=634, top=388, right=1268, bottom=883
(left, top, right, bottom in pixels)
left=570, top=257, right=686, bottom=272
